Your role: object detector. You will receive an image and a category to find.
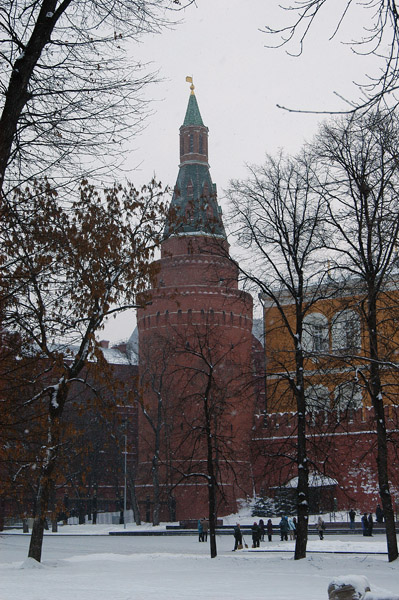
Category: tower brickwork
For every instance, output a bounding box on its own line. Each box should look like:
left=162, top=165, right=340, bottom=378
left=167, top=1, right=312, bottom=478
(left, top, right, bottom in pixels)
left=137, top=88, right=255, bottom=521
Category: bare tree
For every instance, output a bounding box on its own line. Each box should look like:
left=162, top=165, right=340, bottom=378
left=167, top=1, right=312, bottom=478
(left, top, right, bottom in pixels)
left=0, top=177, right=166, bottom=561
left=169, top=322, right=254, bottom=559
left=139, top=317, right=254, bottom=558
left=0, top=0, right=194, bottom=193
left=311, top=108, right=399, bottom=561
left=264, top=1, right=399, bottom=112
left=138, top=334, right=176, bottom=526
left=227, top=151, right=329, bottom=559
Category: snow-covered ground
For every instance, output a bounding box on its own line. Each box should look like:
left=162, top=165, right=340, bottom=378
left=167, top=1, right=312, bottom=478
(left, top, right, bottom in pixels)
left=1, top=520, right=399, bottom=600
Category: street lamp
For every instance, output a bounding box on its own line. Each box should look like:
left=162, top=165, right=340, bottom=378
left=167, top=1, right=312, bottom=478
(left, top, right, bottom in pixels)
left=123, top=432, right=127, bottom=530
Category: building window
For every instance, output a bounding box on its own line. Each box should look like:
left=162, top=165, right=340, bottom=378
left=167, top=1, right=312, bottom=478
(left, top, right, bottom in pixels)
left=180, top=136, right=184, bottom=156
left=189, top=134, right=194, bottom=153
left=305, top=384, right=330, bottom=425
left=332, top=310, right=361, bottom=354
left=199, top=134, right=203, bottom=154
left=334, top=382, right=362, bottom=421
left=302, top=313, right=329, bottom=354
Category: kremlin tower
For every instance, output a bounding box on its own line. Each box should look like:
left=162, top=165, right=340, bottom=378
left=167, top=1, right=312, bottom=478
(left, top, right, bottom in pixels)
left=136, top=83, right=255, bottom=521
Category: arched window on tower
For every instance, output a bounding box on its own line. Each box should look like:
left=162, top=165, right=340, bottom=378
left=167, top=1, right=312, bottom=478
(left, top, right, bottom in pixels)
left=189, top=134, right=194, bottom=153
left=199, top=134, right=203, bottom=154
left=180, top=136, right=184, bottom=156
left=187, top=180, right=193, bottom=197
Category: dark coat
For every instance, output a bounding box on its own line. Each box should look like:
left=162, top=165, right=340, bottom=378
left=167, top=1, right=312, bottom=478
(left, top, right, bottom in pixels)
left=233, top=526, right=242, bottom=542
left=252, top=523, right=260, bottom=541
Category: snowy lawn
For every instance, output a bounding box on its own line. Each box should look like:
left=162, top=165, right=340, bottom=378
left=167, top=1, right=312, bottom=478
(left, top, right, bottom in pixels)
left=1, top=524, right=399, bottom=600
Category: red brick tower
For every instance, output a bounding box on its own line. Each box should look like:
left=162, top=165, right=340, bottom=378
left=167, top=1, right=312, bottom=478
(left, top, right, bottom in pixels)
left=137, top=85, right=255, bottom=521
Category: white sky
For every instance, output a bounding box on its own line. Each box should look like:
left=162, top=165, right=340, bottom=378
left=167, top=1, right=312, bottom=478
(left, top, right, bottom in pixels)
left=101, top=0, right=377, bottom=344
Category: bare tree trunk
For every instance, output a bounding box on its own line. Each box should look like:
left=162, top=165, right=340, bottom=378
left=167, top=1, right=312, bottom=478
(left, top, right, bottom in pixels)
left=28, top=460, right=54, bottom=562
left=128, top=472, right=141, bottom=525
left=28, top=383, right=66, bottom=562
left=294, top=351, right=309, bottom=560
left=152, top=453, right=160, bottom=526
left=208, top=477, right=217, bottom=559
left=368, top=299, right=398, bottom=562
left=204, top=373, right=218, bottom=558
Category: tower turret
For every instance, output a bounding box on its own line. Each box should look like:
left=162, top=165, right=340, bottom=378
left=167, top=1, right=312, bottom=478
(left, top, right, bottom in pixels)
left=137, top=82, right=254, bottom=521
left=164, top=85, right=225, bottom=241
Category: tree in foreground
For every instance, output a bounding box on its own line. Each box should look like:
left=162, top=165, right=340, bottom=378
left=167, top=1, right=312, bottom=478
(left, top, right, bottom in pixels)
left=264, top=1, right=399, bottom=112
left=171, top=323, right=253, bottom=559
left=312, top=109, right=399, bottom=562
left=228, top=152, right=328, bottom=559
left=138, top=318, right=254, bottom=558
left=138, top=333, right=176, bottom=526
left=0, top=0, right=194, bottom=193
left=0, top=177, right=166, bottom=561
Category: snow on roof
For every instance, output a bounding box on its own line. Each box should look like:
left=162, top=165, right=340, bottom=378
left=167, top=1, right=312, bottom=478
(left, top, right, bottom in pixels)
left=284, top=473, right=338, bottom=488
left=50, top=343, right=131, bottom=366
left=99, top=347, right=130, bottom=366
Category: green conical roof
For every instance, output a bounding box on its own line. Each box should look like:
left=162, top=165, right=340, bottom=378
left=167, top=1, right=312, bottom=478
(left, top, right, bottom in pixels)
left=164, top=163, right=225, bottom=239
left=164, top=88, right=225, bottom=239
left=182, top=93, right=204, bottom=127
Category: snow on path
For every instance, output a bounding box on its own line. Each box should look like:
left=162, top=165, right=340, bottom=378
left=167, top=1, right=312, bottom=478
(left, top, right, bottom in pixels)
left=1, top=529, right=398, bottom=600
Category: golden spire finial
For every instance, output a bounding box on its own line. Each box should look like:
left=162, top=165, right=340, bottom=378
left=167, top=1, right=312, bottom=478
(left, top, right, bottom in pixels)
left=185, top=75, right=195, bottom=95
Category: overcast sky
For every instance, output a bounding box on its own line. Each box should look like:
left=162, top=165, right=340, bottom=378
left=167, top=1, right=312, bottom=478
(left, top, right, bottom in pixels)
left=101, top=0, right=376, bottom=344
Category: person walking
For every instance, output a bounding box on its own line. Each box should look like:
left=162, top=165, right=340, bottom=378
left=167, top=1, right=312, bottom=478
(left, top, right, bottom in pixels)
left=259, top=518, right=265, bottom=542
left=201, top=517, right=209, bottom=542
left=361, top=513, right=368, bottom=536
left=198, top=518, right=203, bottom=542
left=252, top=521, right=260, bottom=548
left=279, top=516, right=289, bottom=541
left=288, top=517, right=295, bottom=540
left=317, top=516, right=325, bottom=540
left=233, top=524, right=242, bottom=551
left=292, top=517, right=297, bottom=539
left=349, top=508, right=356, bottom=530
left=267, top=519, right=273, bottom=542
left=368, top=513, right=374, bottom=536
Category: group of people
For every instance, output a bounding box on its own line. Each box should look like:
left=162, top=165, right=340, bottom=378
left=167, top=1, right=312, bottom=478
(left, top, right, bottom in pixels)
left=279, top=515, right=297, bottom=541
left=361, top=512, right=374, bottom=536
left=232, top=519, right=275, bottom=551
left=232, top=505, right=385, bottom=551
left=349, top=505, right=384, bottom=535
left=197, top=517, right=209, bottom=542
left=250, top=519, right=271, bottom=546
